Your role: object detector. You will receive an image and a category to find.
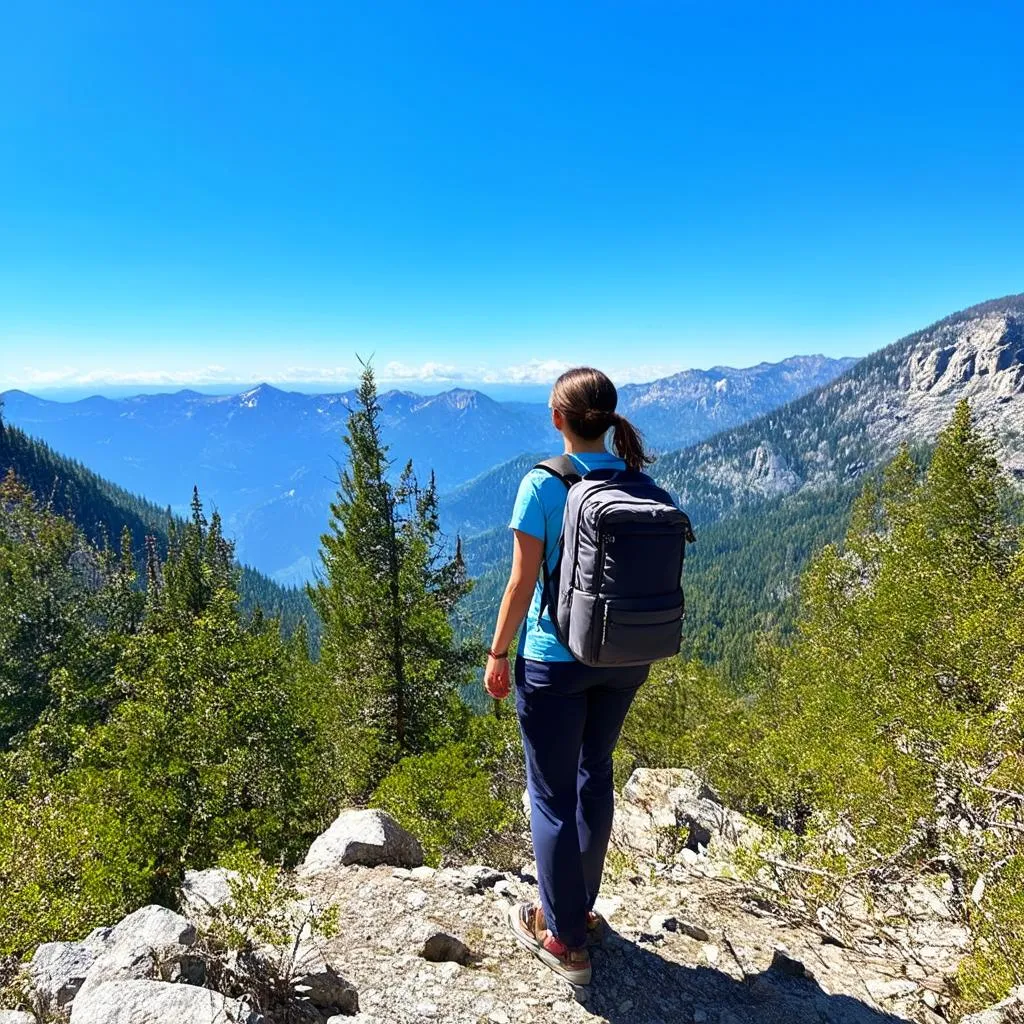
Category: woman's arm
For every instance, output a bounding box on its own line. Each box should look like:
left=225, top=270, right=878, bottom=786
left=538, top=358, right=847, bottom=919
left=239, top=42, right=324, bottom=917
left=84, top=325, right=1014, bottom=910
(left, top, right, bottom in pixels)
left=484, top=529, right=544, bottom=699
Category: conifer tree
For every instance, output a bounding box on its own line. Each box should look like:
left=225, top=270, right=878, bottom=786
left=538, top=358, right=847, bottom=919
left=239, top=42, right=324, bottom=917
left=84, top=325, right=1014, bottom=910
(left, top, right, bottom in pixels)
left=309, top=362, right=474, bottom=795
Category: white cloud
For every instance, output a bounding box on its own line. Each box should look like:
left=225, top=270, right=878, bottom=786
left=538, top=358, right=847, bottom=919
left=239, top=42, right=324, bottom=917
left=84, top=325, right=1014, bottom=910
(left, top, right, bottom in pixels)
left=3, top=357, right=692, bottom=392
left=483, top=359, right=571, bottom=385
left=378, top=361, right=465, bottom=383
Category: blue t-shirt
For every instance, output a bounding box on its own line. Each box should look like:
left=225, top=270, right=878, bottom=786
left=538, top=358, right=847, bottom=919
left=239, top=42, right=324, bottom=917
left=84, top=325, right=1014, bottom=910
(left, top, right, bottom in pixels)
left=509, top=450, right=626, bottom=662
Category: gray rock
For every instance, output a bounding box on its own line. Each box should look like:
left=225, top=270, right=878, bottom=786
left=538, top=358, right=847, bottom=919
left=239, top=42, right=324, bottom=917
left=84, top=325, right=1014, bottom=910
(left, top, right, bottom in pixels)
left=0, top=1011, right=36, bottom=1024
left=865, top=977, right=918, bottom=1001
left=77, top=941, right=205, bottom=1001
left=614, top=767, right=763, bottom=860
left=417, top=928, right=472, bottom=965
left=677, top=920, right=711, bottom=942
left=300, top=810, right=424, bottom=874
left=180, top=867, right=239, bottom=917
left=290, top=944, right=360, bottom=1016
left=76, top=905, right=200, bottom=1001
left=647, top=913, right=678, bottom=934
left=106, top=905, right=196, bottom=950
left=29, top=940, right=98, bottom=1007
left=459, top=865, right=505, bottom=891
left=960, top=987, right=1024, bottom=1024
left=69, top=979, right=261, bottom=1023
left=83, top=927, right=114, bottom=950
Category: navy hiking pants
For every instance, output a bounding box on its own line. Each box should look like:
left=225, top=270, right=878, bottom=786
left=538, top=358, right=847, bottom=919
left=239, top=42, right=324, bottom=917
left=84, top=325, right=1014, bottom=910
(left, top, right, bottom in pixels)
left=515, top=656, right=649, bottom=948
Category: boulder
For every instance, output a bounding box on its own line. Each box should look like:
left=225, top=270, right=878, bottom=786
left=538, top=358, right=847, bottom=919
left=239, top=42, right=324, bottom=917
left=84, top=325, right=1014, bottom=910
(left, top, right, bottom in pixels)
left=414, top=926, right=471, bottom=965
left=0, top=1011, right=36, bottom=1023
left=961, top=987, right=1024, bottom=1024
left=180, top=867, right=239, bottom=918
left=300, top=810, right=423, bottom=874
left=29, top=940, right=98, bottom=1007
left=105, top=905, right=196, bottom=950
left=69, top=979, right=261, bottom=1024
left=77, top=941, right=206, bottom=1000
left=76, top=905, right=200, bottom=1001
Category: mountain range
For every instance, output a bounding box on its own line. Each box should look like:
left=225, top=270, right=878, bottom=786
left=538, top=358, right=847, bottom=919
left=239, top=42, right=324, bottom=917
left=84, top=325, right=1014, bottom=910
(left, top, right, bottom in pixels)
left=1, top=355, right=855, bottom=583
left=447, top=296, right=1024, bottom=539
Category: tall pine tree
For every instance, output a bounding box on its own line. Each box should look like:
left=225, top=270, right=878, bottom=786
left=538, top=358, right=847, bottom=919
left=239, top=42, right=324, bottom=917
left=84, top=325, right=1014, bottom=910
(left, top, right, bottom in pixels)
left=309, top=362, right=474, bottom=795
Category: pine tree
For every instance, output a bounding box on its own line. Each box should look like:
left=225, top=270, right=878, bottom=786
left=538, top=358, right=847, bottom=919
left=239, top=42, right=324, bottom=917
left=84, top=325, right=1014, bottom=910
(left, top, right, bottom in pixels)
left=309, top=362, right=474, bottom=795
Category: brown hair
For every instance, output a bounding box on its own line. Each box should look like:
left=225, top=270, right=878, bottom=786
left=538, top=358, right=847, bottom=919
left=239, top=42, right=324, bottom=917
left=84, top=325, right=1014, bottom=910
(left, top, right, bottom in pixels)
left=550, top=367, right=654, bottom=471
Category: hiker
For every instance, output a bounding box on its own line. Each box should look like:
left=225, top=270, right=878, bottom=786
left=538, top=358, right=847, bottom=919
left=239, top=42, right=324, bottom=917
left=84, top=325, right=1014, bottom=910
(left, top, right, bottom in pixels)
left=484, top=366, right=693, bottom=985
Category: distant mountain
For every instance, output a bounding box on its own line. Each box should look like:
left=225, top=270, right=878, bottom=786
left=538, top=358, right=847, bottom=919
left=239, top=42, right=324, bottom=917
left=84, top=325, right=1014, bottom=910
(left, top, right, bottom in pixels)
left=0, top=384, right=555, bottom=583
left=618, top=355, right=859, bottom=450
left=655, top=294, right=1024, bottom=525
left=4, top=355, right=855, bottom=582
left=0, top=414, right=314, bottom=636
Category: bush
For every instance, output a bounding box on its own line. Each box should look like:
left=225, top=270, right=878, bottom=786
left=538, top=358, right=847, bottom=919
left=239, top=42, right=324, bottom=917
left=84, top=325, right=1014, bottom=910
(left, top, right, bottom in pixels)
left=372, top=713, right=525, bottom=867
left=0, top=778, right=152, bottom=957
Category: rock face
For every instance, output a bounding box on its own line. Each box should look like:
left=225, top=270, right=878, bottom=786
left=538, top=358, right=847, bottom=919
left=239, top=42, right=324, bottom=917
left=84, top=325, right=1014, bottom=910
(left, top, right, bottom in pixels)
left=75, top=905, right=200, bottom=1002
left=656, top=295, right=1024, bottom=524
left=105, top=905, right=196, bottom=950
left=69, top=979, right=261, bottom=1024
left=613, top=767, right=763, bottom=860
left=301, top=809, right=424, bottom=875
left=28, top=941, right=100, bottom=1008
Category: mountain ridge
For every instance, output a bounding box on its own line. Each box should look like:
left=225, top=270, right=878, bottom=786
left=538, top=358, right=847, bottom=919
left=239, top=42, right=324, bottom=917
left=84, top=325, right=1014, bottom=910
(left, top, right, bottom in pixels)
left=440, top=295, right=1024, bottom=546
left=655, top=293, right=1024, bottom=524
left=3, top=355, right=855, bottom=581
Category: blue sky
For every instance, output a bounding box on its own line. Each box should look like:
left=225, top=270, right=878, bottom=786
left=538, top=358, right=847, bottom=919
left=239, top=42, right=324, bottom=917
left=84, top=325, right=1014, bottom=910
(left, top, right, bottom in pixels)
left=1, top=0, right=1022, bottom=394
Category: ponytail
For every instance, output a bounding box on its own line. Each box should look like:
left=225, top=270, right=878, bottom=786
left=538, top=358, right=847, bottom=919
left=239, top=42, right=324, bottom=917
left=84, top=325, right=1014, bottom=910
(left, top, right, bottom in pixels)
left=551, top=366, right=654, bottom=472
left=611, top=412, right=655, bottom=472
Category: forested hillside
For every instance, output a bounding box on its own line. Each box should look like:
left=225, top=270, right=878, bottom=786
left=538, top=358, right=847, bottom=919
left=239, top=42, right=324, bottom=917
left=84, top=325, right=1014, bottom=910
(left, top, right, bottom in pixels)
left=0, top=409, right=314, bottom=637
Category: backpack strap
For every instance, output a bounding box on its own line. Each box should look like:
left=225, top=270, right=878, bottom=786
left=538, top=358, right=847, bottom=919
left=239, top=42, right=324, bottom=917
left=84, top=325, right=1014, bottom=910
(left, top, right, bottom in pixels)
left=532, top=456, right=580, bottom=648
left=533, top=455, right=582, bottom=489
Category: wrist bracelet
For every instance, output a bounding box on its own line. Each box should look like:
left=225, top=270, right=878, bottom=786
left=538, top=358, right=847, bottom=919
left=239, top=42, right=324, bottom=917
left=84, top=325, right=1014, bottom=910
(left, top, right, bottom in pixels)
left=487, top=649, right=508, bottom=660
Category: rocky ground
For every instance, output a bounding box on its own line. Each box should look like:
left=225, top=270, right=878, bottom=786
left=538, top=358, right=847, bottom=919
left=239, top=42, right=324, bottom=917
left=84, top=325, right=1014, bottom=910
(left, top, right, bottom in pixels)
left=5, top=769, right=1021, bottom=1024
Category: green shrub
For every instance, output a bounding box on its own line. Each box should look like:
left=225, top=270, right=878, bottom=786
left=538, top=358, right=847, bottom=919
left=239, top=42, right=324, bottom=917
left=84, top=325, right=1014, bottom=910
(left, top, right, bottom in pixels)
left=956, top=856, right=1024, bottom=1009
left=0, top=780, right=152, bottom=958
left=372, top=714, right=525, bottom=867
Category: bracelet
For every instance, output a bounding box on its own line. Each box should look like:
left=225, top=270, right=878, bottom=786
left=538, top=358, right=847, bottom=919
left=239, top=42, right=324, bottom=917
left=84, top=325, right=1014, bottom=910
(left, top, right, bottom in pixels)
left=487, top=649, right=509, bottom=660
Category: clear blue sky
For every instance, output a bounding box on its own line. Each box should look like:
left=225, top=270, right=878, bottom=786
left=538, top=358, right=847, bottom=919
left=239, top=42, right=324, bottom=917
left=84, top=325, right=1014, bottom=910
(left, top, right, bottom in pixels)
left=2, top=0, right=1022, bottom=393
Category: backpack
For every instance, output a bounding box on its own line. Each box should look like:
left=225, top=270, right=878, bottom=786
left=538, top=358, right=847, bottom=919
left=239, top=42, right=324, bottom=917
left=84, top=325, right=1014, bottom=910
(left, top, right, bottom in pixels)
left=536, top=455, right=697, bottom=668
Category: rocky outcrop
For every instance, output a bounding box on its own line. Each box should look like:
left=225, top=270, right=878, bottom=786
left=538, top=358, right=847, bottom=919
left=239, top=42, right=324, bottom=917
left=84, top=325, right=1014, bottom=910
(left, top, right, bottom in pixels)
left=74, top=905, right=201, bottom=1002
left=28, top=941, right=100, bottom=1008
left=180, top=867, right=239, bottom=918
left=656, top=296, right=1024, bottom=522
left=69, top=979, right=261, bottom=1024
left=4, top=789, right=1006, bottom=1024
left=612, top=767, right=764, bottom=862
left=301, top=809, right=424, bottom=875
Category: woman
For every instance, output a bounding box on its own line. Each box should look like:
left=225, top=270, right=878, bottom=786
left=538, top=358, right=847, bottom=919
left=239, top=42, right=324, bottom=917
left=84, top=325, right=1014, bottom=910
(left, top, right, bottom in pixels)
left=484, top=366, right=655, bottom=986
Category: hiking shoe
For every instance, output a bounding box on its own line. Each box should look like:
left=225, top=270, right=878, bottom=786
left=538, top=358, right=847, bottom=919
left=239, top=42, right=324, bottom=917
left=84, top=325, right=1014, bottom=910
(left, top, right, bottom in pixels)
left=507, top=902, right=592, bottom=985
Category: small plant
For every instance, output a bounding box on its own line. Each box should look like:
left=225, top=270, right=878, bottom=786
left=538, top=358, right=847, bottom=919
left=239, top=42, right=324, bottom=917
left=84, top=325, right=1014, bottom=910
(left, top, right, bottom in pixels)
left=194, top=849, right=341, bottom=1023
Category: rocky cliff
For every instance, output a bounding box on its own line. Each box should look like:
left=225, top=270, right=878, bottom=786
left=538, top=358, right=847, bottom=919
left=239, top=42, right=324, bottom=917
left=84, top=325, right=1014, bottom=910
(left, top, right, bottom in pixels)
left=655, top=295, right=1024, bottom=523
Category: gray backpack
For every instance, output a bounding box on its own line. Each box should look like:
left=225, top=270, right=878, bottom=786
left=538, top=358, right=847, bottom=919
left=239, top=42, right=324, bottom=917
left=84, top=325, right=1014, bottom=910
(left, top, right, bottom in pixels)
left=537, top=456, right=696, bottom=667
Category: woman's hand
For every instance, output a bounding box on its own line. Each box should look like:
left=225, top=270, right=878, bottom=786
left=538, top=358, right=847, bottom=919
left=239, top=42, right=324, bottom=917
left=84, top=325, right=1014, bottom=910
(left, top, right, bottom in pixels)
left=484, top=654, right=511, bottom=700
